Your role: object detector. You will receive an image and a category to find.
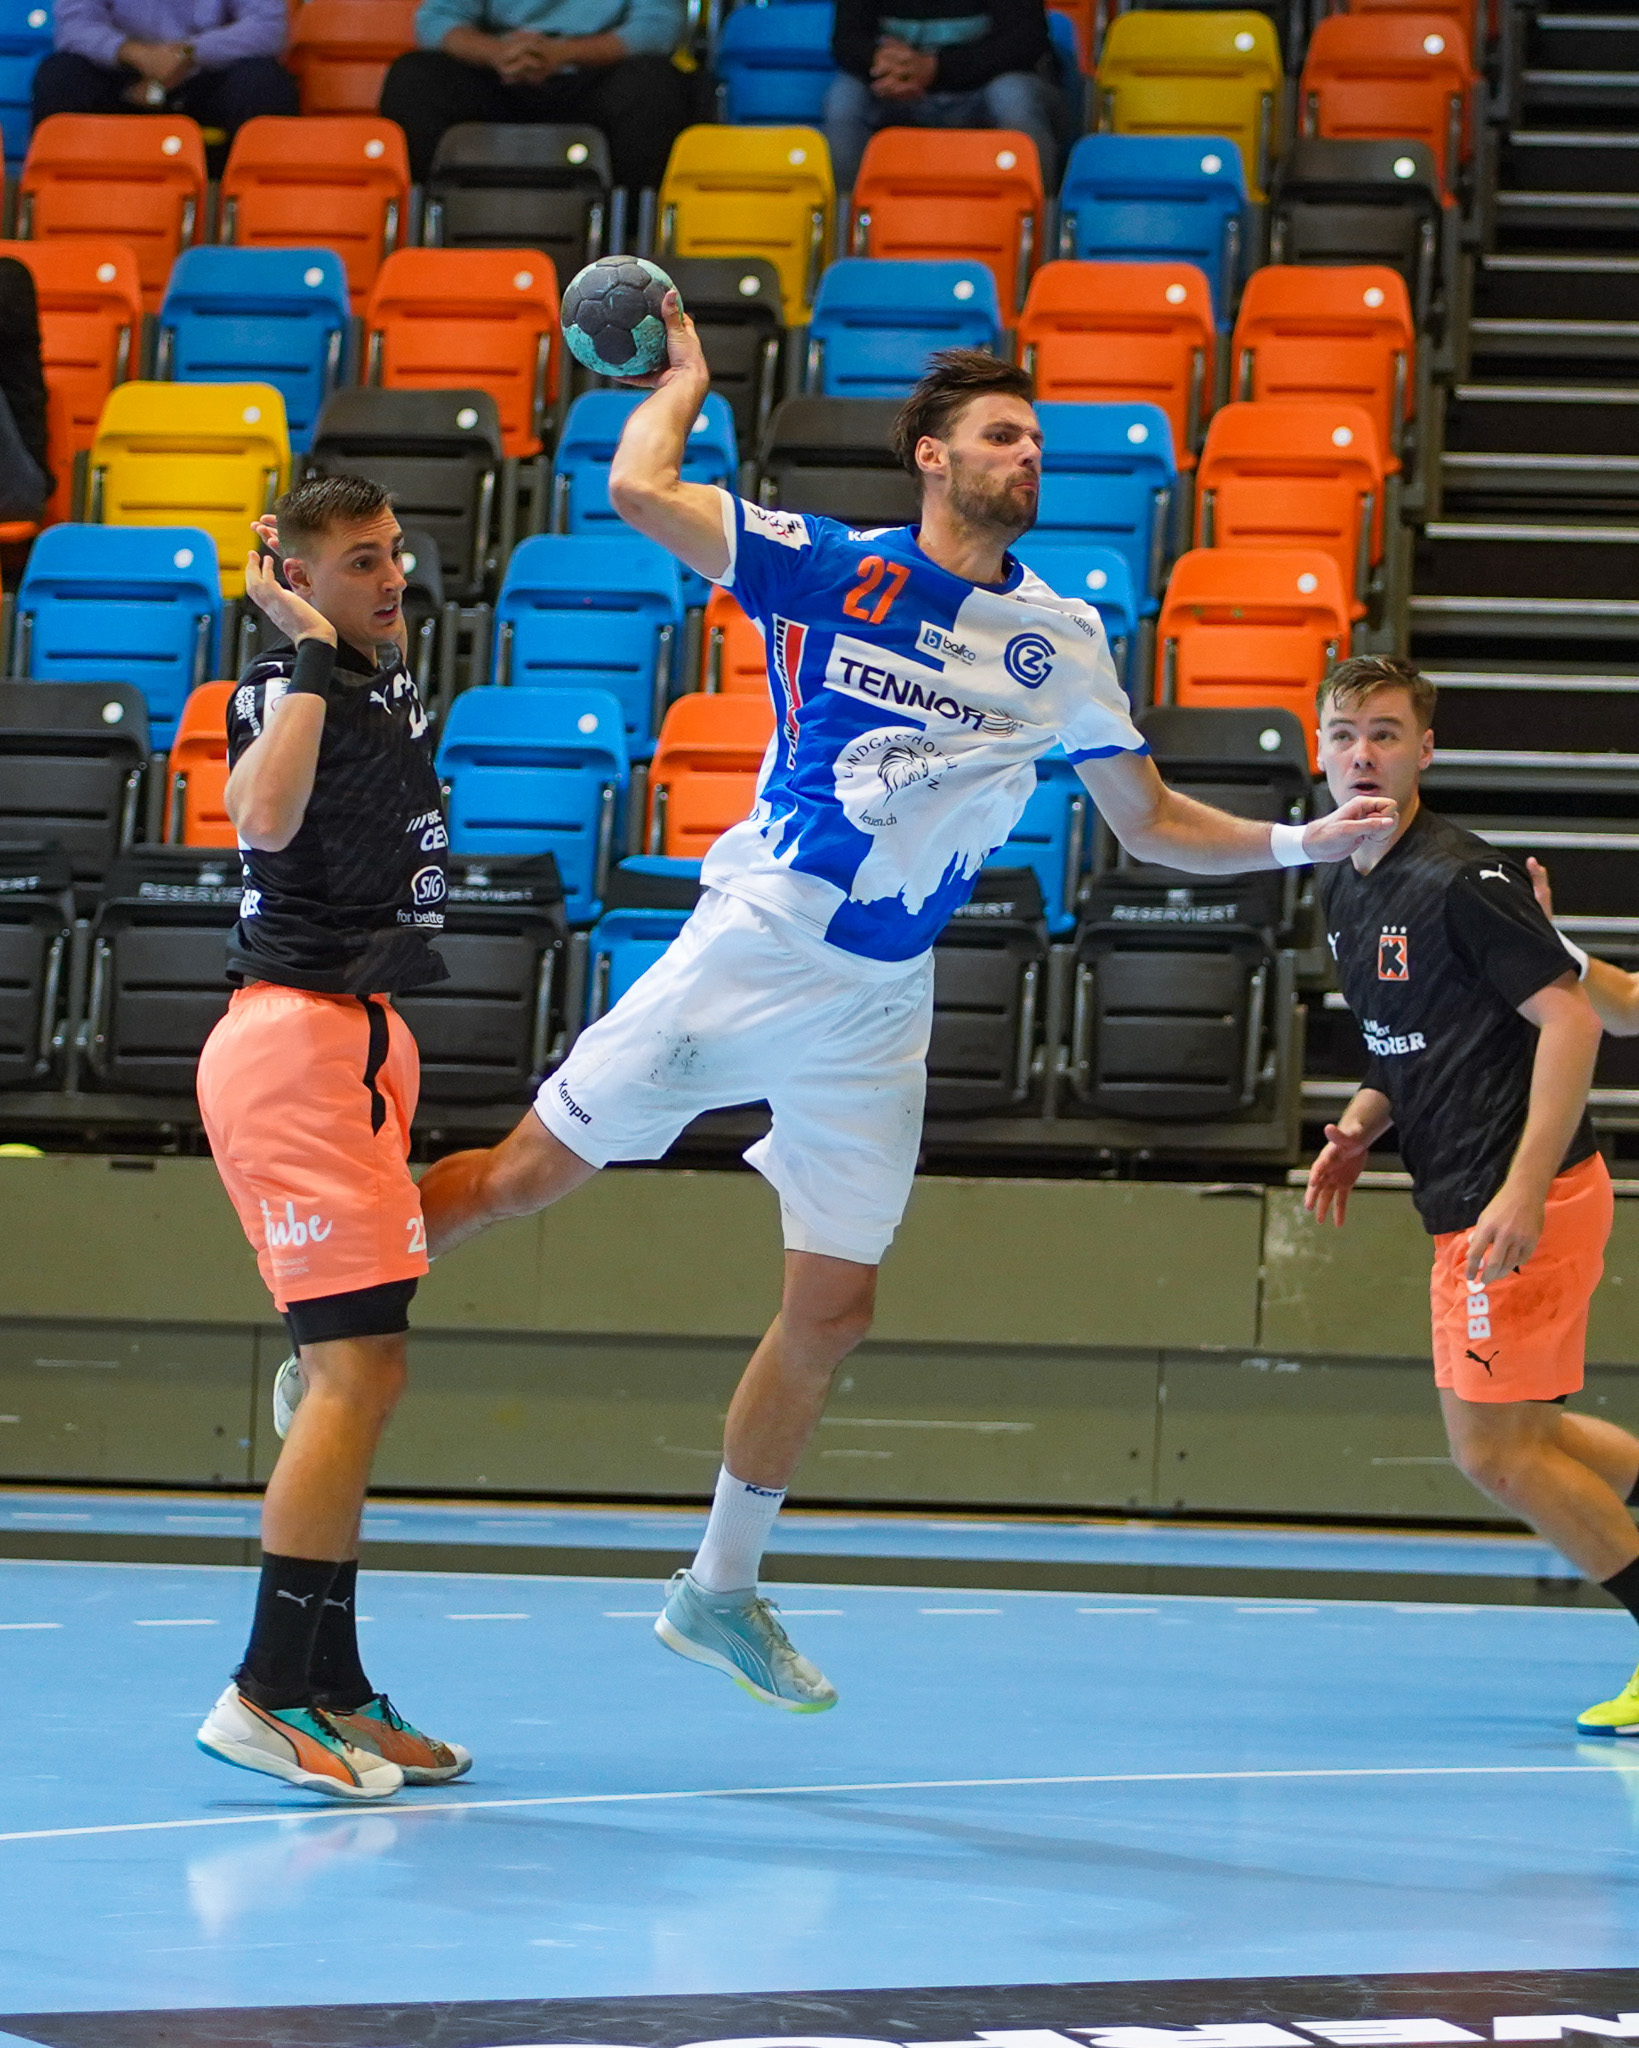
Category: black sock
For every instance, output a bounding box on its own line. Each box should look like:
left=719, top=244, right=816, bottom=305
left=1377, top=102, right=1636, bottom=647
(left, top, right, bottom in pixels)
left=308, top=1560, right=375, bottom=1713
left=1603, top=1556, right=1639, bottom=1623
left=235, top=1554, right=342, bottom=1710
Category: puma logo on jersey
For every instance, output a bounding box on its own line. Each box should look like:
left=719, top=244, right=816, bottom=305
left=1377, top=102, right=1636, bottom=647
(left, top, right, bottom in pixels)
left=1479, top=867, right=1511, bottom=884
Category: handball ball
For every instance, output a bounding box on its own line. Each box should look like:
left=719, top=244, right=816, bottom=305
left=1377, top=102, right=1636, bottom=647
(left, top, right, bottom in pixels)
left=561, top=255, right=677, bottom=379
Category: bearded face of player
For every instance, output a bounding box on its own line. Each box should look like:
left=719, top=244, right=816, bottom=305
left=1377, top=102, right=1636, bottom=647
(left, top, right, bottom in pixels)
left=925, top=395, right=1043, bottom=541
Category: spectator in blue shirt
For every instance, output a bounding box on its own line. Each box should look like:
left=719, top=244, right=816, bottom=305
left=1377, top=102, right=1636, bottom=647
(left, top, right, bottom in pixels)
left=381, top=0, right=690, bottom=191
left=32, top=0, right=297, bottom=138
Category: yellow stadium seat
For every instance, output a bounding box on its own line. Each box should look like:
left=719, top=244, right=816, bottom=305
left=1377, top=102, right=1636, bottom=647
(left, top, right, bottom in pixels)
left=1098, top=12, right=1284, bottom=199
left=659, top=124, right=833, bottom=325
left=88, top=381, right=290, bottom=599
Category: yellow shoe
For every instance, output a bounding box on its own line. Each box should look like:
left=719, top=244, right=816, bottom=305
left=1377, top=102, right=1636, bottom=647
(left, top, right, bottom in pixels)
left=1576, top=1662, right=1639, bottom=1736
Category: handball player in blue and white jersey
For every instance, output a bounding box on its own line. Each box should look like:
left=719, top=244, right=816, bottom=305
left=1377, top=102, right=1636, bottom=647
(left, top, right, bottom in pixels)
left=412, top=299, right=1397, bottom=1711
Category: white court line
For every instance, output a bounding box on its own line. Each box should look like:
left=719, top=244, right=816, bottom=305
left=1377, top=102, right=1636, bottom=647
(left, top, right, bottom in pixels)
left=133, top=1619, right=218, bottom=1628
left=445, top=1612, right=530, bottom=1621
left=0, top=1762, right=1620, bottom=1848
left=919, top=1607, right=1003, bottom=1615
left=0, top=1621, right=59, bottom=1630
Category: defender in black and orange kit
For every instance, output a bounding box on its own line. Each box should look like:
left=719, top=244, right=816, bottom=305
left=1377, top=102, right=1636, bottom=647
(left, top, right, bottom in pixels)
left=193, top=474, right=470, bottom=1800
left=1304, top=656, right=1639, bottom=1736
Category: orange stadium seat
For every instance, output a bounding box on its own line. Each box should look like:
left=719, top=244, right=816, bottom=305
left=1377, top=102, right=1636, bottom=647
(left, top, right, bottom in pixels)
left=1196, top=400, right=1385, bottom=619
left=1158, top=547, right=1351, bottom=762
left=166, top=680, right=236, bottom=846
left=1301, top=12, right=1475, bottom=191
left=647, top=693, right=775, bottom=858
left=0, top=238, right=142, bottom=523
left=701, top=587, right=770, bottom=695
left=851, top=129, right=1044, bottom=318
left=1349, top=0, right=1481, bottom=50
left=17, top=114, right=206, bottom=312
left=1018, top=260, right=1216, bottom=468
left=221, top=117, right=410, bottom=305
left=1231, top=265, right=1415, bottom=467
left=287, top=0, right=418, bottom=115
left=1049, top=0, right=1095, bottom=69
left=364, top=247, right=560, bottom=459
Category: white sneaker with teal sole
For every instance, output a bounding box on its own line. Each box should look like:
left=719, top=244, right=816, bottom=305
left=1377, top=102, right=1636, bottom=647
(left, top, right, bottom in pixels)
left=655, top=1569, right=838, bottom=1711
left=196, top=1685, right=404, bottom=1800
left=273, top=1354, right=305, bottom=1441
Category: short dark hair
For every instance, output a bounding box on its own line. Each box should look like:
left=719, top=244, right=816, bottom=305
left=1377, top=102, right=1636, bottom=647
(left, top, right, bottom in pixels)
left=890, top=348, right=1035, bottom=478
left=274, top=473, right=395, bottom=556
left=1318, top=653, right=1437, bottom=732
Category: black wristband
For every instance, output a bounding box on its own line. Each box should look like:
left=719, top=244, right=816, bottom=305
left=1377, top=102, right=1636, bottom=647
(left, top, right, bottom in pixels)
left=284, top=636, right=336, bottom=702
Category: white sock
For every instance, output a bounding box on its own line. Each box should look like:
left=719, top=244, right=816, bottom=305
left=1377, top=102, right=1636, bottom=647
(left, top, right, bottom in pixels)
left=691, top=1465, right=786, bottom=1594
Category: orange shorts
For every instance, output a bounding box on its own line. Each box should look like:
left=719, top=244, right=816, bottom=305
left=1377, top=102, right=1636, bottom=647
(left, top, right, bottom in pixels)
left=1431, top=1151, right=1613, bottom=1404
left=197, top=981, right=427, bottom=1312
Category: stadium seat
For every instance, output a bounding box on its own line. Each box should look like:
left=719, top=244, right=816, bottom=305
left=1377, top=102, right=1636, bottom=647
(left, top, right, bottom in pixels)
left=586, top=857, right=702, bottom=1022
left=1056, top=134, right=1249, bottom=320
left=1195, top=400, right=1386, bottom=620
left=664, top=256, right=787, bottom=450
left=397, top=528, right=448, bottom=701
left=0, top=0, right=50, bottom=167
left=83, top=846, right=239, bottom=1092
left=701, top=585, right=769, bottom=694
left=1049, top=0, right=1096, bottom=70
left=807, top=259, right=1002, bottom=399
left=1047, top=5, right=1088, bottom=112
left=1033, top=399, right=1177, bottom=613
left=0, top=841, right=73, bottom=1090
left=1011, top=540, right=1139, bottom=684
left=493, top=534, right=685, bottom=756
left=364, top=247, right=559, bottom=461
left=926, top=867, right=1050, bottom=1117
left=850, top=129, right=1044, bottom=319
left=87, top=381, right=289, bottom=603
left=0, top=678, right=149, bottom=888
left=1157, top=548, right=1351, bottom=759
left=287, top=0, right=417, bottom=115
left=984, top=754, right=1090, bottom=936
left=1018, top=261, right=1216, bottom=469
left=646, top=692, right=774, bottom=859
left=13, top=524, right=220, bottom=748
left=156, top=246, right=350, bottom=455
left=1097, top=11, right=1284, bottom=200
left=715, top=2, right=837, bottom=123
left=437, top=685, right=629, bottom=925
left=659, top=124, right=834, bottom=325
left=220, top=117, right=410, bottom=307
left=307, top=386, right=502, bottom=606
left=397, top=850, right=570, bottom=1104
left=424, top=125, right=614, bottom=288
left=0, top=237, right=142, bottom=524
left=758, top=396, right=919, bottom=525
left=164, top=679, right=234, bottom=845
left=17, top=113, right=206, bottom=311
left=1268, top=138, right=1447, bottom=335
left=1231, top=264, right=1416, bottom=473
left=1300, top=12, right=1474, bottom=193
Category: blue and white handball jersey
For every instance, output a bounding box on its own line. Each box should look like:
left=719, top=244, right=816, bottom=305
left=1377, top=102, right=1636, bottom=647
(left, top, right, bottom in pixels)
left=703, top=490, right=1148, bottom=970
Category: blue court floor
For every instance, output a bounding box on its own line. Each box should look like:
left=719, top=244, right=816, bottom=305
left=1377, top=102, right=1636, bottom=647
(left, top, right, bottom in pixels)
left=5, top=1556, right=1639, bottom=2020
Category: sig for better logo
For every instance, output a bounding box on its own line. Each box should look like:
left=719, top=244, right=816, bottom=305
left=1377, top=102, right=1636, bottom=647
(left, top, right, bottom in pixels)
left=411, top=864, right=447, bottom=907
left=1003, top=630, right=1056, bottom=687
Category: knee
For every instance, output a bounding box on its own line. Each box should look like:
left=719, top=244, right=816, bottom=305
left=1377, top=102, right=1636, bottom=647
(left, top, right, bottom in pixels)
left=380, top=48, right=446, bottom=105
left=1449, top=1430, right=1522, bottom=1498
left=792, top=1285, right=876, bottom=1365
left=983, top=70, right=1052, bottom=120
left=221, top=56, right=299, bottom=114
left=307, top=1342, right=407, bottom=1421
left=825, top=71, right=872, bottom=119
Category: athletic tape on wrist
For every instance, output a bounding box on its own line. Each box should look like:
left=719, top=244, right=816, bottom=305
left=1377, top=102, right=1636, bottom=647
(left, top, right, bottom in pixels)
left=284, top=636, right=336, bottom=701
left=1269, top=821, right=1311, bottom=869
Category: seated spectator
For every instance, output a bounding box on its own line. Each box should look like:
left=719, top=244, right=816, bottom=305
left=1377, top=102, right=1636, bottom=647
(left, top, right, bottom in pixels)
left=825, top=0, right=1066, bottom=194
left=381, top=0, right=690, bottom=193
left=31, top=0, right=298, bottom=137
left=0, top=257, right=52, bottom=524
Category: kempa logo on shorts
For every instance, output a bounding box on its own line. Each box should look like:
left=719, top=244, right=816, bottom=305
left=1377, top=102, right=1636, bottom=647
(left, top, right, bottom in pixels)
left=260, top=1199, right=334, bottom=1248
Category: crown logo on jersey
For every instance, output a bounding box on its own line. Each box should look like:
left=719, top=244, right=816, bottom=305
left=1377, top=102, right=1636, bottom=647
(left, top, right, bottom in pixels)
left=1378, top=926, right=1409, bottom=981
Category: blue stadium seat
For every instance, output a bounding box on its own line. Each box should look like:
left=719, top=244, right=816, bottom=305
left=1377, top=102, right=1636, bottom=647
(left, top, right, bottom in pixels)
left=586, top=857, right=702, bottom=1018
left=1056, top=136, right=1249, bottom=324
left=984, top=753, right=1089, bottom=937
left=436, top=686, right=629, bottom=926
left=1012, top=540, right=1139, bottom=685
left=1046, top=9, right=1087, bottom=129
left=156, top=247, right=351, bottom=455
left=715, top=3, right=836, bottom=124
left=0, top=0, right=49, bottom=165
left=806, top=258, right=1002, bottom=398
left=12, top=525, right=221, bottom=749
left=1033, top=401, right=1176, bottom=616
left=493, top=533, right=686, bottom=758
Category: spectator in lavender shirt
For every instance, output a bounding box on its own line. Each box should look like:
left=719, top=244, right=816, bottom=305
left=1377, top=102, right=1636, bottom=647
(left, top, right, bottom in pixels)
left=32, top=0, right=298, bottom=139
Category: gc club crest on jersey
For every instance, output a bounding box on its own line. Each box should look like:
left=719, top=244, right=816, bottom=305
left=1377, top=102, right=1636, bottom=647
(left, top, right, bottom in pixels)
left=1378, top=926, right=1409, bottom=981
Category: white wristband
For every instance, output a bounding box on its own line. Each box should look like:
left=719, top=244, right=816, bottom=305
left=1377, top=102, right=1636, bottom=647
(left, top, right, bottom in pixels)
left=1270, top=821, right=1311, bottom=869
left=1561, top=936, right=1591, bottom=981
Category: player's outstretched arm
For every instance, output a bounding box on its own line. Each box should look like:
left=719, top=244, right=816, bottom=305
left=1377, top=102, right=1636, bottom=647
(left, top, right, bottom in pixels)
left=1304, top=1088, right=1393, bottom=1228
left=607, top=290, right=731, bottom=583
left=224, top=546, right=333, bottom=852
left=1075, top=750, right=1397, bottom=874
left=1529, top=856, right=1639, bottom=1036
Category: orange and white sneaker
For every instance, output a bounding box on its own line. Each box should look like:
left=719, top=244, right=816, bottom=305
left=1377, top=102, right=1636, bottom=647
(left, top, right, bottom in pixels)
left=322, top=1693, right=473, bottom=1784
left=196, top=1686, right=404, bottom=1801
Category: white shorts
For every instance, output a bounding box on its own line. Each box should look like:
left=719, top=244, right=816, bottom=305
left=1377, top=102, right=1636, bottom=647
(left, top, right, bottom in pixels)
left=535, top=888, right=933, bottom=1265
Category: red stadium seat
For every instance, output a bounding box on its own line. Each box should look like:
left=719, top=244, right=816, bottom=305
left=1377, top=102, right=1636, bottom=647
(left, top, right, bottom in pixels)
left=1301, top=12, right=1476, bottom=192
left=701, top=587, right=770, bottom=695
left=851, top=129, right=1045, bottom=318
left=221, top=117, right=410, bottom=305
left=17, top=114, right=205, bottom=313
left=1231, top=264, right=1415, bottom=469
left=647, top=693, right=775, bottom=858
left=287, top=0, right=418, bottom=116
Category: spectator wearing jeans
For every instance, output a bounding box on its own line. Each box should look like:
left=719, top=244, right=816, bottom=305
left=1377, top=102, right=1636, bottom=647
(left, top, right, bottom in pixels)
left=32, top=0, right=298, bottom=137
left=826, top=0, right=1066, bottom=193
left=380, top=0, right=689, bottom=191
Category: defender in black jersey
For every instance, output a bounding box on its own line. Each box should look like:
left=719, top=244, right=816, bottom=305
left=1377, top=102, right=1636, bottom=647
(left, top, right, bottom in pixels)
left=1305, top=656, right=1639, bottom=1734
left=194, top=475, right=469, bottom=1800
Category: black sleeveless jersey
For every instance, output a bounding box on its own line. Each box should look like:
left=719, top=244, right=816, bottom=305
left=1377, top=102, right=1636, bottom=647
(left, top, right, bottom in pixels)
left=224, top=637, right=449, bottom=996
left=1316, top=804, right=1595, bottom=1236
